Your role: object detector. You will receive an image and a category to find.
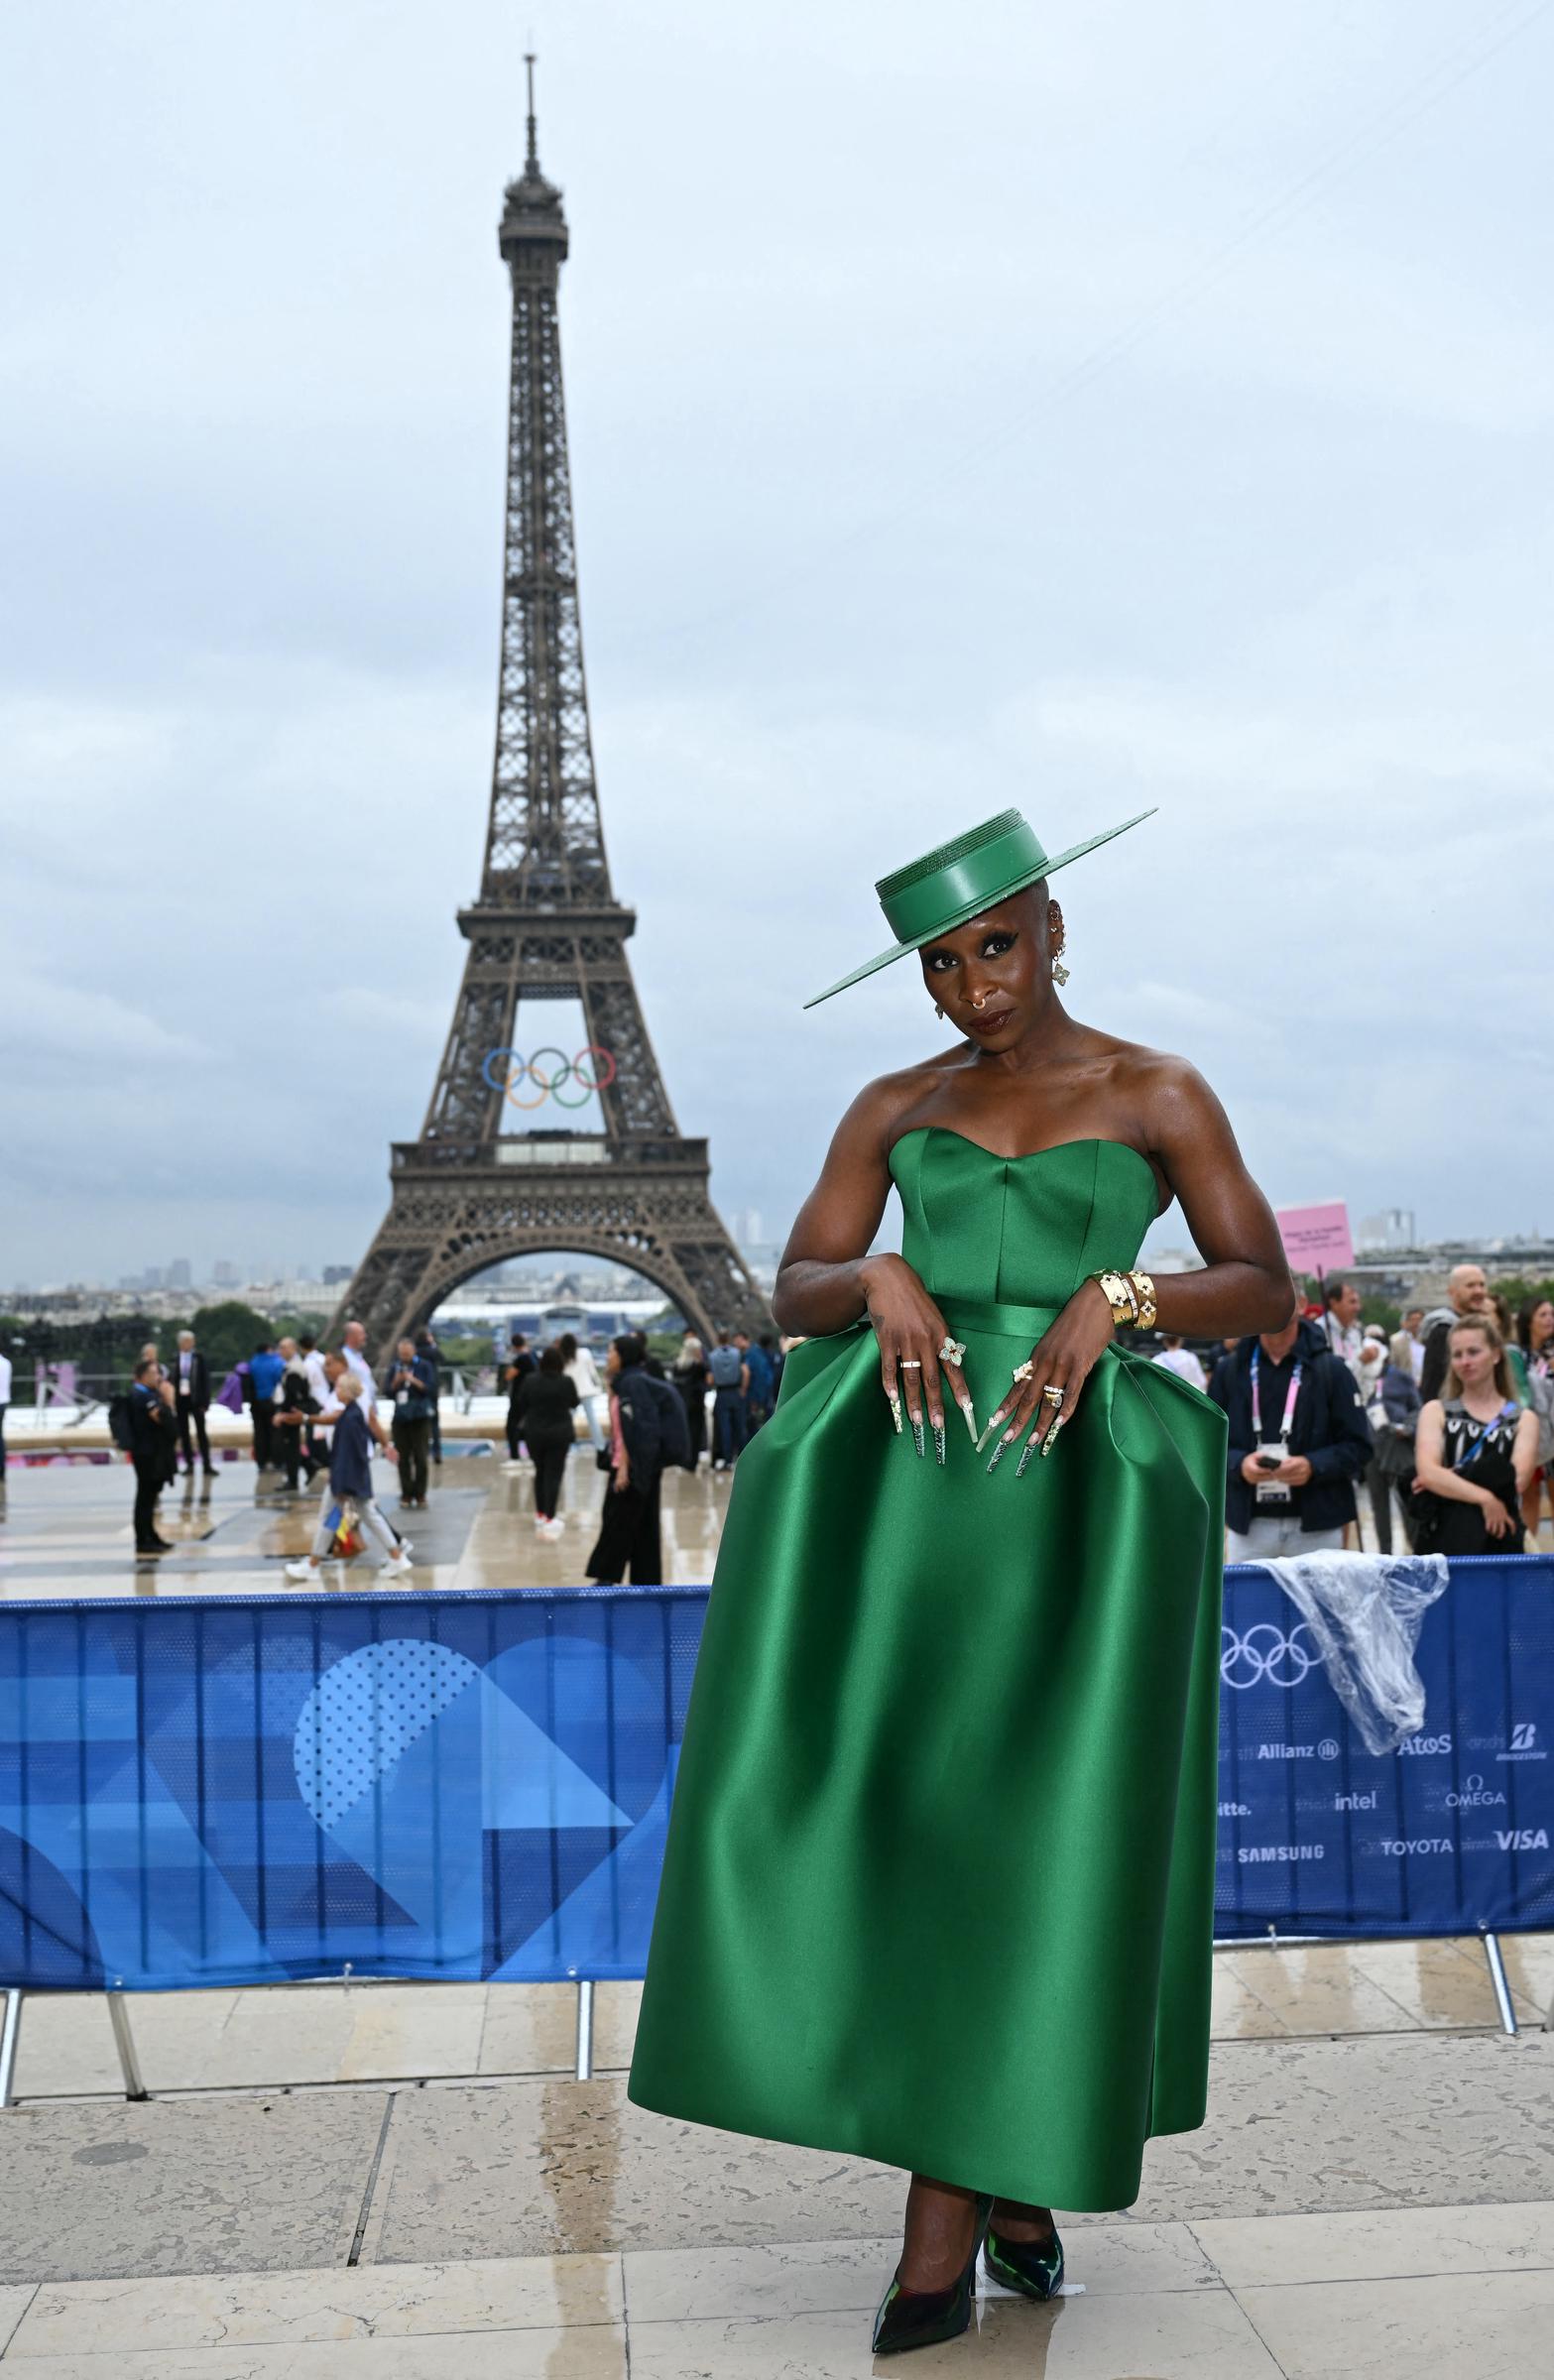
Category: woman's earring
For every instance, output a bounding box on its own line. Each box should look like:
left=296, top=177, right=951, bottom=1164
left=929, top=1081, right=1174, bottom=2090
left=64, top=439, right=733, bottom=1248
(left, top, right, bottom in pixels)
left=1051, top=942, right=1070, bottom=988
left=934, top=1002, right=944, bottom=1018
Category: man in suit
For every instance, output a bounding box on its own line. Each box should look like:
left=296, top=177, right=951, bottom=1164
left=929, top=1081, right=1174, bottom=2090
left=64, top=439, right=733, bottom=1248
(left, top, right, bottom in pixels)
left=129, top=1357, right=177, bottom=1554
left=173, top=1330, right=214, bottom=1477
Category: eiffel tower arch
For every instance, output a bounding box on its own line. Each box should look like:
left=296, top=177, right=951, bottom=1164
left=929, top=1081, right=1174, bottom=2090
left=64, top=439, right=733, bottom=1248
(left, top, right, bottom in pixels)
left=331, top=69, right=770, bottom=1356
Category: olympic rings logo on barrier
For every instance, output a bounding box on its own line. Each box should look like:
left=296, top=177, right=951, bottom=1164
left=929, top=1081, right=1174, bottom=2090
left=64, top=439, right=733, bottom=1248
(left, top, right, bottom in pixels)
left=1221, top=1622, right=1319, bottom=1690
left=481, top=1045, right=617, bottom=1110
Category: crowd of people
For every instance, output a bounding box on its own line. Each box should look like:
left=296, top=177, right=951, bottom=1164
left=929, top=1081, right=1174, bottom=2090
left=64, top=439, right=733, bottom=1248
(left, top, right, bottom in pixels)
left=497, top=1324, right=789, bottom=1583
left=119, top=1322, right=444, bottom=1564
left=118, top=1270, right=1552, bottom=1576
left=1192, top=1265, right=1552, bottom=1563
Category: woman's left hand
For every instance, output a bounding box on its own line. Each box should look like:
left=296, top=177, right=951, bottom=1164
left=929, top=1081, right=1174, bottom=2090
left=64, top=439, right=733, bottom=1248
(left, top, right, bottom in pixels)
left=979, top=1278, right=1117, bottom=1473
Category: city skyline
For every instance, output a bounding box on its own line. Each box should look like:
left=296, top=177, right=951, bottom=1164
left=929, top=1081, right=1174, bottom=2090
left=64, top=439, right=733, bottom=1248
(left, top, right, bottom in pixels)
left=4, top=2, right=1552, bottom=1285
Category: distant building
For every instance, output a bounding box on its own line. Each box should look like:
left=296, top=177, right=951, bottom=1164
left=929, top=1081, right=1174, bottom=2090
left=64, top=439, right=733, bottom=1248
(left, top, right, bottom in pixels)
left=212, top=1261, right=240, bottom=1288
left=321, top=1265, right=354, bottom=1287
left=167, top=1258, right=192, bottom=1290
left=1359, top=1209, right=1417, bottom=1253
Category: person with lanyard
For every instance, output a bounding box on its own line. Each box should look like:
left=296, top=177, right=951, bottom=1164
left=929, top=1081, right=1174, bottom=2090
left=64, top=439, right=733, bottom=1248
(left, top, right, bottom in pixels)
left=1212, top=1300, right=1373, bottom=1563
left=1412, top=1315, right=1540, bottom=1555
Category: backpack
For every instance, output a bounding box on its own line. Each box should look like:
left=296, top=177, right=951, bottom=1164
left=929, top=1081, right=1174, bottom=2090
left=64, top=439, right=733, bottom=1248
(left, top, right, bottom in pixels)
left=708, top=1345, right=744, bottom=1389
left=107, top=1392, right=135, bottom=1453
left=640, top=1372, right=695, bottom=1472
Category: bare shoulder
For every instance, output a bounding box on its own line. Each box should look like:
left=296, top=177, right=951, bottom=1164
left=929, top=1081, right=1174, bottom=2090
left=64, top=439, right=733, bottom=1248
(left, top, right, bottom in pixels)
left=831, top=1049, right=973, bottom=1162
left=1088, top=1031, right=1231, bottom=1148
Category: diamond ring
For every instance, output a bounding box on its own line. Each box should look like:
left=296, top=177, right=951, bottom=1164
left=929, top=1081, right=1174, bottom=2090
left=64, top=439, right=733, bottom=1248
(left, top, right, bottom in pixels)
left=899, top=1359, right=922, bottom=1368
left=1042, top=1383, right=1065, bottom=1407
left=1012, top=1360, right=1034, bottom=1382
left=938, top=1337, right=966, bottom=1366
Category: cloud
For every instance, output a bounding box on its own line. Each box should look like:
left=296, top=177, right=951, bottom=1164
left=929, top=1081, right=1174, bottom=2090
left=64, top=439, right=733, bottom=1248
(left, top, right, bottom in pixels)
left=2, top=0, right=1552, bottom=1278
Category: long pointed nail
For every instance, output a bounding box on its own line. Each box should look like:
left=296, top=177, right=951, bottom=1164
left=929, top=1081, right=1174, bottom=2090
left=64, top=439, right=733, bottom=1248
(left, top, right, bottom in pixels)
left=962, top=1402, right=978, bottom=1442
left=911, top=1416, right=925, bottom=1458
left=933, top=1422, right=946, bottom=1465
left=889, top=1395, right=903, bottom=1435
left=986, top=1437, right=1009, bottom=1473
left=1040, top=1419, right=1065, bottom=1459
left=1015, top=1440, right=1038, bottom=1479
left=975, top=1411, right=1004, bottom=1455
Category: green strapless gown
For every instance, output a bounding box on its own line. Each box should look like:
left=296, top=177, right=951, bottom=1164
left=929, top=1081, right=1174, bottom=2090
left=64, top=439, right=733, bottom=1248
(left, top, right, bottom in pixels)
left=628, top=1130, right=1228, bottom=2211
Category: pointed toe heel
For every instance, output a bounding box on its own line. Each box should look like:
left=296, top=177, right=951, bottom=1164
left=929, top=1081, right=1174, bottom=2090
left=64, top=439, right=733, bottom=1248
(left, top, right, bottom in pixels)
left=872, top=2195, right=994, bottom=2355
left=983, top=2219, right=1065, bottom=2301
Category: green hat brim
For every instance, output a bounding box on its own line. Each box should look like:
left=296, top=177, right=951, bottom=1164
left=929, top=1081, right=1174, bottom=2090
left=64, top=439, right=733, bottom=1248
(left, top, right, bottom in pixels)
left=801, top=807, right=1156, bottom=1010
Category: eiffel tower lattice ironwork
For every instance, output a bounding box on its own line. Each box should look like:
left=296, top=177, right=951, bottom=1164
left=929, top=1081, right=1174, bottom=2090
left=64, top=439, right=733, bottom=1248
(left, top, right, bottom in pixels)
left=333, top=69, right=770, bottom=1355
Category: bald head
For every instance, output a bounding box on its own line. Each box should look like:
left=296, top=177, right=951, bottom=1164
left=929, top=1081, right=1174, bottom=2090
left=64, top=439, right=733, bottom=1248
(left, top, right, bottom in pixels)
left=1448, top=1265, right=1489, bottom=1316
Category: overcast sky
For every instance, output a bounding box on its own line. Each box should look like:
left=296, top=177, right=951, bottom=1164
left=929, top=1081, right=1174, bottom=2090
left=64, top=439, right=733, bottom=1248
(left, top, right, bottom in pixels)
left=3, top=0, right=1552, bottom=1287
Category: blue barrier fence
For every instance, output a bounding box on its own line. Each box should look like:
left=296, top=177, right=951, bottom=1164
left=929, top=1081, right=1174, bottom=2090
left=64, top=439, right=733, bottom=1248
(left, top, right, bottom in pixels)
left=1, top=1559, right=1551, bottom=1991
left=0, top=1590, right=704, bottom=1991
left=1215, top=1553, right=1554, bottom=1941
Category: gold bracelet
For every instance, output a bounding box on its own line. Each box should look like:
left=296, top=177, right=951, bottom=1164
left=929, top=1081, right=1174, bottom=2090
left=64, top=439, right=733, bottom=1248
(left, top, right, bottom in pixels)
left=1129, top=1270, right=1157, bottom=1329
left=1089, top=1269, right=1138, bottom=1328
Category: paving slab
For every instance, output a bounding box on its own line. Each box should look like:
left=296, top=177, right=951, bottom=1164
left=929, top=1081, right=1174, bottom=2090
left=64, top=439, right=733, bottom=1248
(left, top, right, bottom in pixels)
left=0, top=2336, right=627, bottom=2378
left=367, top=2029, right=1554, bottom=2264
left=1130, top=2029, right=1554, bottom=2222
left=0, top=2093, right=389, bottom=2284
left=621, top=2219, right=1217, bottom=2324
left=1238, top=2266, right=1554, bottom=2380
left=1191, top=2195, right=1554, bottom=2287
left=625, top=2287, right=1285, bottom=2378
left=0, top=2289, right=35, bottom=2356
left=6, top=2252, right=621, bottom=2357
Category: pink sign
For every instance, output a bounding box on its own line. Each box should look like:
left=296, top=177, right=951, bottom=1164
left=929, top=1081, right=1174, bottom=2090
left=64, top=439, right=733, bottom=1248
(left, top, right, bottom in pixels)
left=1275, top=1201, right=1354, bottom=1275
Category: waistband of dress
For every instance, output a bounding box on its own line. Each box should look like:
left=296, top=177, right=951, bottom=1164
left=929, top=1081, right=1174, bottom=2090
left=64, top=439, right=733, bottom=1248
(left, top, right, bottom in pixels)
left=934, top=1295, right=1066, bottom=1339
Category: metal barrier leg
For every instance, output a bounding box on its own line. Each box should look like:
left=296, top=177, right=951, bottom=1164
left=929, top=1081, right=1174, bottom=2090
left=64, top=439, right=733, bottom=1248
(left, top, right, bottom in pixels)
left=574, top=1979, right=595, bottom=2082
left=106, top=1992, right=148, bottom=2099
left=1481, top=1931, right=1519, bottom=2037
left=0, top=1991, right=22, bottom=2108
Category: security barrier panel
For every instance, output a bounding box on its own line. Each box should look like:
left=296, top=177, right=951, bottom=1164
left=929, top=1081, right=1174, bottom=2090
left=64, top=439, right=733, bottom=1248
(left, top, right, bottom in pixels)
left=0, top=1590, right=704, bottom=1991
left=1, top=1561, right=1551, bottom=1993
left=1215, top=1554, right=1554, bottom=1940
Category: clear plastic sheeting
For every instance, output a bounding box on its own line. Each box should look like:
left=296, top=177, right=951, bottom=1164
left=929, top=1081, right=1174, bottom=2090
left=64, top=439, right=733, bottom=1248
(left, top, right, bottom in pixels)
left=1252, top=1553, right=1450, bottom=1756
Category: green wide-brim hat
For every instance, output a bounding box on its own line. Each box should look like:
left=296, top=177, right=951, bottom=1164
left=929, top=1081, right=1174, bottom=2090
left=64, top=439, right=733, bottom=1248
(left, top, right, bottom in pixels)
left=802, top=804, right=1157, bottom=1009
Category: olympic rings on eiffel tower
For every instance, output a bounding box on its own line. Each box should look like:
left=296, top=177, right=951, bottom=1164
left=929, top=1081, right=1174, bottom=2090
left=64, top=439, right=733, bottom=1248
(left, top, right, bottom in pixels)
left=481, top=1045, right=618, bottom=1110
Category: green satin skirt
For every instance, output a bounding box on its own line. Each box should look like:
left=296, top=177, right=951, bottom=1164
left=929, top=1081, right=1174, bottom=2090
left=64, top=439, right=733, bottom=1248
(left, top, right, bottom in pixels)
left=628, top=1295, right=1228, bottom=2210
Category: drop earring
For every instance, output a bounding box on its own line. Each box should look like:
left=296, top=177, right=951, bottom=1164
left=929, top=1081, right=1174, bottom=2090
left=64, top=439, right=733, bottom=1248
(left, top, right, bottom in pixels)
left=1051, top=942, right=1070, bottom=988
left=934, top=1002, right=944, bottom=1018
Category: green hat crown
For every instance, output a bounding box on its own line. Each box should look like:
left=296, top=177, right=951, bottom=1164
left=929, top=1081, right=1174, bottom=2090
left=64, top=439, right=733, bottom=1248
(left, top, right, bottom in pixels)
left=875, top=809, right=1047, bottom=944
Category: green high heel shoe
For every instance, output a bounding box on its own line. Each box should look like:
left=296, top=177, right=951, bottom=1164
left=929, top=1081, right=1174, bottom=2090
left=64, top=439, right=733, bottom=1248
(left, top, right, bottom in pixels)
left=872, top=2193, right=996, bottom=2356
left=983, top=2210, right=1065, bottom=2300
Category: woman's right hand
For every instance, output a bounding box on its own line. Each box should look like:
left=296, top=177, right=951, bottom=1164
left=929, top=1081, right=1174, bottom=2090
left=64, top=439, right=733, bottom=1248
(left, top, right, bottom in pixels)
left=859, top=1252, right=976, bottom=1451
left=1480, top=1489, right=1515, bottom=1538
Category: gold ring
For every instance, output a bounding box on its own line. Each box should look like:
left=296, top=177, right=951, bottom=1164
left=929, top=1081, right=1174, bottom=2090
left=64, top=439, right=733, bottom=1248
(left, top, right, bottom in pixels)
left=1041, top=1383, right=1065, bottom=1407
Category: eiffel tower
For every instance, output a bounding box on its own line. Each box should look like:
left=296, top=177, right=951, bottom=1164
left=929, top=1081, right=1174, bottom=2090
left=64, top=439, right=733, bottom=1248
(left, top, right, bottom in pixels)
left=333, top=67, right=770, bottom=1355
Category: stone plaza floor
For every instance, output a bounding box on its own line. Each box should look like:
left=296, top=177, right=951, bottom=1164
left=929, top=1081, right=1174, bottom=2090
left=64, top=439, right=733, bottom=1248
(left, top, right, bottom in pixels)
left=1, top=1451, right=1552, bottom=2372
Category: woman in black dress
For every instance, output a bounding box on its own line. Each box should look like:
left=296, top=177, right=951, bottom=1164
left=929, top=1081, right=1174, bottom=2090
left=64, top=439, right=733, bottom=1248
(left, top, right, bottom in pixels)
left=512, top=1347, right=579, bottom=1540
left=1413, top=1316, right=1539, bottom=1554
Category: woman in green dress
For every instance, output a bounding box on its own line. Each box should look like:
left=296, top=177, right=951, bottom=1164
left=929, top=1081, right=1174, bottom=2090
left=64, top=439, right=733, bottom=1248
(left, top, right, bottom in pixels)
left=627, top=807, right=1294, bottom=2354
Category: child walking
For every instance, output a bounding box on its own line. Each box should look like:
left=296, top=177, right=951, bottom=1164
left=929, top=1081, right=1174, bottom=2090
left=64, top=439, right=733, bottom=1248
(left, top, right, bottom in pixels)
left=287, top=1371, right=414, bottom=1582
